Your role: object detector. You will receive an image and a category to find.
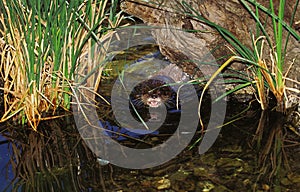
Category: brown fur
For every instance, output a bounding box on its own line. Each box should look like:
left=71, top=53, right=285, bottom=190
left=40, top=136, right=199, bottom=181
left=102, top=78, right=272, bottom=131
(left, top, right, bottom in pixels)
left=130, top=76, right=175, bottom=108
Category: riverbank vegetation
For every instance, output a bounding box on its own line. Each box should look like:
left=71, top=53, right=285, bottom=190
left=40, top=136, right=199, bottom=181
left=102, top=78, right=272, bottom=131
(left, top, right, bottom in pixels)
left=0, top=0, right=124, bottom=130
left=188, top=0, right=300, bottom=113
left=183, top=0, right=300, bottom=182
left=0, top=0, right=299, bottom=191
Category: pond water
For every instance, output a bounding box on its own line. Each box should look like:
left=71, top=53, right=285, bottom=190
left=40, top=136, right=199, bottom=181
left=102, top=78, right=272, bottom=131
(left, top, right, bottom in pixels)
left=0, top=45, right=299, bottom=191
left=0, top=135, right=14, bottom=192
left=0, top=102, right=299, bottom=191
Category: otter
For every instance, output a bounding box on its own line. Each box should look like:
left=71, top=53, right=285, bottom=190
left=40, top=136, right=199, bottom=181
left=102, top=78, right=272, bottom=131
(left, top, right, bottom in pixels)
left=130, top=75, right=177, bottom=109
left=128, top=63, right=192, bottom=110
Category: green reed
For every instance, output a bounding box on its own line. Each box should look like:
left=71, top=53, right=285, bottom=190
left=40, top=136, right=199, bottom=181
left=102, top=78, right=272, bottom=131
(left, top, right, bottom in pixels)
left=181, top=0, right=299, bottom=183
left=0, top=0, right=123, bottom=129
left=182, top=0, right=299, bottom=112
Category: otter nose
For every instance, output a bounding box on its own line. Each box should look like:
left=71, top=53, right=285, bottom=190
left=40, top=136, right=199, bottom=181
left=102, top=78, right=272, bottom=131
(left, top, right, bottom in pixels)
left=151, top=94, right=158, bottom=99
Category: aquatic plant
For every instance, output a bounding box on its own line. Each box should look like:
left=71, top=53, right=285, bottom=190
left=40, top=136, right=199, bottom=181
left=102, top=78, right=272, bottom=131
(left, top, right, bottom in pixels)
left=183, top=0, right=299, bottom=113
left=0, top=0, right=124, bottom=130
left=182, top=0, right=300, bottom=183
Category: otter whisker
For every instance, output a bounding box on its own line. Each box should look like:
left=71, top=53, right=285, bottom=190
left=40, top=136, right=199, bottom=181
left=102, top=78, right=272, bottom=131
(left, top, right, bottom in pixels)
left=129, top=75, right=178, bottom=109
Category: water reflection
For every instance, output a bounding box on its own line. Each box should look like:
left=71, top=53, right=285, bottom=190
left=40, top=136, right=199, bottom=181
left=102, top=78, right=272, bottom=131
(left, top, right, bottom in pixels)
left=0, top=118, right=108, bottom=191
left=0, top=135, right=13, bottom=191
left=0, top=101, right=299, bottom=191
left=0, top=115, right=181, bottom=191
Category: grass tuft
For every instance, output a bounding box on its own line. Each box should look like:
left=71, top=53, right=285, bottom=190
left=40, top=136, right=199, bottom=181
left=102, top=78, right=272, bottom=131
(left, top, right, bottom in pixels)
left=0, top=0, right=124, bottom=130
left=182, top=0, right=299, bottom=113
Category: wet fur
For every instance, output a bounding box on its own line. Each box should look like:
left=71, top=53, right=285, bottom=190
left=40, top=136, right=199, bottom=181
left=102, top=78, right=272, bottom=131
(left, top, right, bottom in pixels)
left=130, top=77, right=176, bottom=109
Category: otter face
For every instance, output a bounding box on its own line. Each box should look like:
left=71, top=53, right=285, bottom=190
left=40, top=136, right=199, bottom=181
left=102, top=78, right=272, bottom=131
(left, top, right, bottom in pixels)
left=130, top=76, right=175, bottom=109
left=141, top=92, right=163, bottom=108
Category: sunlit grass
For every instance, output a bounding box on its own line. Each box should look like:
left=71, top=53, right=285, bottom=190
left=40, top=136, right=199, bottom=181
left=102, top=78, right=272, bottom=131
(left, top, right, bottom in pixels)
left=182, top=0, right=300, bottom=113
left=181, top=0, right=300, bottom=182
left=0, top=0, right=124, bottom=130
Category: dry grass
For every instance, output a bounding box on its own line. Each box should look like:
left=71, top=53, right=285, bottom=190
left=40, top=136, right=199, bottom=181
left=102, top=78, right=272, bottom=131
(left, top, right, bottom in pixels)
left=0, top=0, right=124, bottom=130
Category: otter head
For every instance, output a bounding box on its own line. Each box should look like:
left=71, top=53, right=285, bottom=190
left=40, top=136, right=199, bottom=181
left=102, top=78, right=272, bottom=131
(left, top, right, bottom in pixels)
left=141, top=91, right=163, bottom=108
left=130, top=75, right=176, bottom=109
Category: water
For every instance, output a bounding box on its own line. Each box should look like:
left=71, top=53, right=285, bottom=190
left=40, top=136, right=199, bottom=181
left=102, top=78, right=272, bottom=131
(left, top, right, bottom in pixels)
left=0, top=44, right=299, bottom=191
left=0, top=104, right=299, bottom=191
left=0, top=135, right=14, bottom=191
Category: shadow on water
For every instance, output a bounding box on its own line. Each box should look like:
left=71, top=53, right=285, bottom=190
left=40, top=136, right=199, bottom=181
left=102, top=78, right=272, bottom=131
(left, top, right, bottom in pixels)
left=252, top=109, right=300, bottom=187
left=0, top=99, right=299, bottom=191
left=0, top=135, right=13, bottom=192
left=0, top=116, right=109, bottom=192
